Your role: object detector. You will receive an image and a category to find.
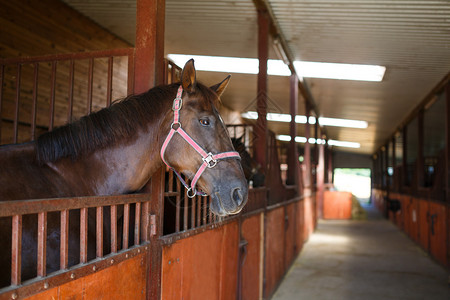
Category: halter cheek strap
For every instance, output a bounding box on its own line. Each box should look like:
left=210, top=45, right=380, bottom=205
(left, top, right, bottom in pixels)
left=160, top=86, right=241, bottom=198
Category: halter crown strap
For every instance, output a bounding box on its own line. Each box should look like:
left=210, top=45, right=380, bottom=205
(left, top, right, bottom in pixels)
left=161, top=86, right=241, bottom=198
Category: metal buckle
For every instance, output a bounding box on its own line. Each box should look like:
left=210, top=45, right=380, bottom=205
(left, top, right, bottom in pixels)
left=172, top=98, right=182, bottom=111
left=203, top=152, right=217, bottom=168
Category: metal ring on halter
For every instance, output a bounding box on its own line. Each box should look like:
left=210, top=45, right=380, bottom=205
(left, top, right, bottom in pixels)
left=186, top=187, right=197, bottom=198
left=171, top=122, right=181, bottom=130
left=172, top=98, right=182, bottom=111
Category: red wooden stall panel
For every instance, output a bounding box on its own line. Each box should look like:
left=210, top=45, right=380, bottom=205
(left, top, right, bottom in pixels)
left=264, top=207, right=285, bottom=298
left=323, top=191, right=352, bottom=220
left=285, top=203, right=297, bottom=269
left=428, top=201, right=448, bottom=266
left=242, top=213, right=263, bottom=300
left=418, top=199, right=429, bottom=251
left=161, top=221, right=239, bottom=300
left=295, top=200, right=304, bottom=256
left=303, top=196, right=314, bottom=241
left=25, top=253, right=147, bottom=300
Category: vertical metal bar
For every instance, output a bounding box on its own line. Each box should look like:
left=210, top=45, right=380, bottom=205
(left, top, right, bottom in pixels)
left=202, top=196, right=207, bottom=225
left=80, top=207, right=88, bottom=263
left=168, top=170, right=173, bottom=192
left=67, top=60, right=74, bottom=123
left=171, top=62, right=175, bottom=84
left=31, top=63, right=39, bottom=140
left=183, top=191, right=188, bottom=231
left=96, top=207, right=103, bottom=258
left=37, top=212, right=47, bottom=277
left=49, top=61, right=56, bottom=131
left=191, top=195, right=196, bottom=229
left=60, top=209, right=69, bottom=270
left=107, top=57, right=113, bottom=107
left=254, top=9, right=269, bottom=173
left=175, top=179, right=180, bottom=232
left=0, top=64, right=4, bottom=142
left=304, top=101, right=311, bottom=189
left=11, top=215, right=22, bottom=285
left=13, top=64, right=21, bottom=143
left=123, top=203, right=130, bottom=250
left=403, top=127, right=408, bottom=187
left=135, top=202, right=141, bottom=245
left=141, top=201, right=150, bottom=242
left=87, top=58, right=94, bottom=115
left=110, top=205, right=117, bottom=252
left=209, top=196, right=213, bottom=224
left=197, top=195, right=201, bottom=227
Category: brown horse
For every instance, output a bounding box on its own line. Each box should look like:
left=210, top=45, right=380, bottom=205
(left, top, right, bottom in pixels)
left=0, top=59, right=247, bottom=286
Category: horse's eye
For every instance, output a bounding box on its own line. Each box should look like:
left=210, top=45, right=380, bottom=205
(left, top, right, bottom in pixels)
left=199, top=119, right=210, bottom=126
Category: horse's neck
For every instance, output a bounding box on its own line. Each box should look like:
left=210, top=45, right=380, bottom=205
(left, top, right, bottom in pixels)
left=50, top=127, right=163, bottom=196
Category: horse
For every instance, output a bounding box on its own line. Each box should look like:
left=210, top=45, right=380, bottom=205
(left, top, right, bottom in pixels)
left=0, top=59, right=248, bottom=286
left=231, top=137, right=265, bottom=187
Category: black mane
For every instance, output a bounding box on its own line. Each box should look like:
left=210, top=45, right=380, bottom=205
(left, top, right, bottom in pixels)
left=35, top=84, right=177, bottom=164
left=35, top=82, right=220, bottom=164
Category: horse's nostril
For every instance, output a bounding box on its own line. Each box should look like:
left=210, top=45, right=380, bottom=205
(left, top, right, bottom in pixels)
left=231, top=188, right=243, bottom=206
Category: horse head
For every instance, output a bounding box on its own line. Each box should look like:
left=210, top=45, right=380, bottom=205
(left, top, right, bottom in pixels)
left=160, top=60, right=248, bottom=216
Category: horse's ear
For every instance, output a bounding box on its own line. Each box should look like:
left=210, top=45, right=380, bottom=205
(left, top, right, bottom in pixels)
left=181, top=59, right=197, bottom=93
left=210, top=75, right=231, bottom=97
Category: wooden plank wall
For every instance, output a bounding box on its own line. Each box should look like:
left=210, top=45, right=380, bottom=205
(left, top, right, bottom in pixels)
left=373, top=189, right=449, bottom=269
left=0, top=0, right=132, bottom=145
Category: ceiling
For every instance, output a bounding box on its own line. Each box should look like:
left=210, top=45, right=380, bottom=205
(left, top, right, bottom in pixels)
left=62, top=0, right=450, bottom=155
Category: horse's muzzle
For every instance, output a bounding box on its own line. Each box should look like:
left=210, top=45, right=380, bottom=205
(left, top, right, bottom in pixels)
left=210, top=183, right=248, bottom=216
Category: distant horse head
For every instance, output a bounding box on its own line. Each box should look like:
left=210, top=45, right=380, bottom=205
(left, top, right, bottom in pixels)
left=231, top=136, right=265, bottom=188
left=160, top=60, right=248, bottom=216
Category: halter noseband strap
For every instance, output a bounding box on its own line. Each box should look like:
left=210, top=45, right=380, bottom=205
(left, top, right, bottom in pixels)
left=160, top=86, right=241, bottom=198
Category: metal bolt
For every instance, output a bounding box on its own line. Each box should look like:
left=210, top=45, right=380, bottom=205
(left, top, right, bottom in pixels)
left=110, top=259, right=114, bottom=264
left=126, top=254, right=129, bottom=258
left=11, top=293, right=18, bottom=299
left=70, top=273, right=75, bottom=279
left=44, top=282, right=49, bottom=289
left=168, top=260, right=171, bottom=265
left=137, top=249, right=141, bottom=253
left=177, top=258, right=180, bottom=262
left=92, top=266, right=96, bottom=271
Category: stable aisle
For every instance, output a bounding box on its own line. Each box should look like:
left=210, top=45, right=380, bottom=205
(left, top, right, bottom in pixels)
left=272, top=205, right=450, bottom=300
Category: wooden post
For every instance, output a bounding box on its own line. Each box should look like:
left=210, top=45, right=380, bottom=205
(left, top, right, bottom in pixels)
left=314, top=121, right=319, bottom=186
left=134, top=0, right=165, bottom=93
left=446, top=82, right=450, bottom=202
left=304, top=101, right=311, bottom=191
left=134, top=1, right=165, bottom=299
left=417, top=109, right=424, bottom=189
left=254, top=9, right=269, bottom=174
left=402, top=127, right=408, bottom=187
left=287, top=74, right=298, bottom=185
left=317, top=137, right=325, bottom=219
left=327, top=144, right=333, bottom=184
left=392, top=136, right=396, bottom=191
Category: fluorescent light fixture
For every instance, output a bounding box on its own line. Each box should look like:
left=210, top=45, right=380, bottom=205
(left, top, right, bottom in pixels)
left=294, top=61, right=385, bottom=82
left=167, top=54, right=290, bottom=76
left=241, top=111, right=367, bottom=129
left=277, top=135, right=360, bottom=149
left=168, top=54, right=385, bottom=82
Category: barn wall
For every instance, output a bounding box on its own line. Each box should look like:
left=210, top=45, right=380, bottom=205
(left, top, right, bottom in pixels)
left=0, top=0, right=130, bottom=59
left=373, top=189, right=449, bottom=269
left=24, top=253, right=147, bottom=300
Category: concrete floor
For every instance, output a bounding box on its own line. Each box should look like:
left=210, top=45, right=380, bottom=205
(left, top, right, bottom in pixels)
left=272, top=204, right=450, bottom=300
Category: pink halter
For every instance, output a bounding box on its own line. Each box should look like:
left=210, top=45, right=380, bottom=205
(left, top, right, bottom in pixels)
left=160, top=86, right=241, bottom=198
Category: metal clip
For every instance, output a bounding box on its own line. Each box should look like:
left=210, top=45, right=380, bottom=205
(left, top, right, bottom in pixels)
left=172, top=98, right=182, bottom=111
left=203, top=152, right=217, bottom=168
